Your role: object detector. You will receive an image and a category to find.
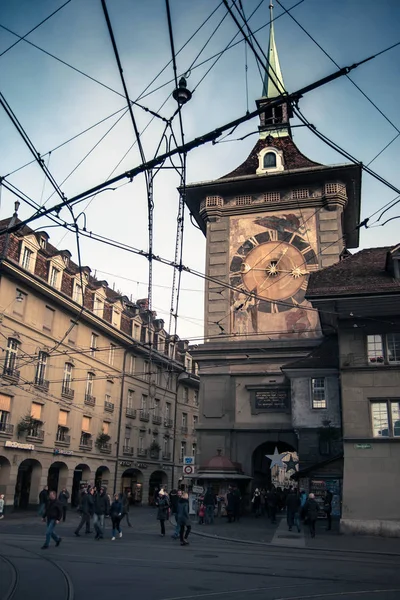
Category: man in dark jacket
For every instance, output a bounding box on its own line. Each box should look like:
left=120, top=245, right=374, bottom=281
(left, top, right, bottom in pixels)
left=58, top=488, right=70, bottom=522
left=169, top=489, right=180, bottom=538
left=266, top=488, right=278, bottom=524
left=38, top=485, right=48, bottom=517
left=121, top=491, right=132, bottom=527
left=93, top=487, right=110, bottom=540
left=41, top=491, right=62, bottom=549
left=304, top=493, right=319, bottom=538
left=203, top=486, right=216, bottom=525
left=74, top=488, right=94, bottom=536
left=286, top=488, right=301, bottom=532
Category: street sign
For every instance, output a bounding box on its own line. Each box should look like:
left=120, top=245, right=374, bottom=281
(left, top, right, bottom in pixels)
left=183, top=456, right=195, bottom=465
left=183, top=464, right=195, bottom=476
left=192, top=485, right=204, bottom=494
left=354, top=443, right=372, bottom=449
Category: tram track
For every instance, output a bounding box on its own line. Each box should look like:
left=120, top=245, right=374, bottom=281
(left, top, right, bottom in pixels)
left=0, top=553, right=19, bottom=600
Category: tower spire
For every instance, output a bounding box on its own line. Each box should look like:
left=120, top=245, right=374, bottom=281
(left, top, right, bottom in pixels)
left=262, top=2, right=285, bottom=98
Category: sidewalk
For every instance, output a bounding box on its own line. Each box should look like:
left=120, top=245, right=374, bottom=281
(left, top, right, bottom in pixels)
left=190, top=513, right=400, bottom=556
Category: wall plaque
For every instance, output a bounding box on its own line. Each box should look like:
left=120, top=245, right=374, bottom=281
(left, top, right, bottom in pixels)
left=247, top=385, right=291, bottom=415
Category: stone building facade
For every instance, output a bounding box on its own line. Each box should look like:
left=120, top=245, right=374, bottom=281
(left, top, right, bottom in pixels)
left=0, top=215, right=198, bottom=508
left=307, top=245, right=400, bottom=535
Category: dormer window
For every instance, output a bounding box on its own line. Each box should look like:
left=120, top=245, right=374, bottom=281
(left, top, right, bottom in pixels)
left=111, top=306, right=121, bottom=329
left=22, top=247, right=33, bottom=271
left=256, top=147, right=284, bottom=175
left=20, top=235, right=40, bottom=273
left=263, top=152, right=276, bottom=168
left=49, top=266, right=60, bottom=289
left=73, top=282, right=84, bottom=304
left=40, top=237, right=47, bottom=250
left=62, top=255, right=69, bottom=267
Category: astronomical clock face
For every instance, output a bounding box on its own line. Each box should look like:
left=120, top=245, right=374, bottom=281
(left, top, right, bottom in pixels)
left=229, top=211, right=321, bottom=338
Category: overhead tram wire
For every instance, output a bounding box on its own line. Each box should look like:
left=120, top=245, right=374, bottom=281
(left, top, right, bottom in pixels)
left=2, top=48, right=390, bottom=240
left=0, top=0, right=71, bottom=58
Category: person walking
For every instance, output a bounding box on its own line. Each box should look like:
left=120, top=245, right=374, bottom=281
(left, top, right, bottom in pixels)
left=121, top=491, right=132, bottom=527
left=203, top=486, right=215, bottom=525
left=286, top=488, right=301, bottom=532
left=0, top=494, right=5, bottom=519
left=38, top=485, right=48, bottom=517
left=324, top=490, right=333, bottom=531
left=267, top=488, right=278, bottom=524
left=110, top=493, right=123, bottom=540
left=169, top=489, right=180, bottom=539
left=93, top=486, right=110, bottom=540
left=58, top=488, right=70, bottom=522
left=252, top=489, right=261, bottom=518
left=155, top=490, right=170, bottom=537
left=74, top=488, right=94, bottom=536
left=299, top=489, right=307, bottom=521
left=177, top=491, right=191, bottom=546
left=41, top=491, right=62, bottom=549
left=304, top=493, right=319, bottom=538
left=198, top=503, right=205, bottom=525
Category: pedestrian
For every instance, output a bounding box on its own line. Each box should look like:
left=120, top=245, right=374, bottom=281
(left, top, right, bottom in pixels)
left=225, top=487, right=235, bottom=523
left=304, top=493, right=319, bottom=538
left=41, top=491, right=62, bottom=549
left=260, top=488, right=266, bottom=516
left=198, top=503, right=205, bottom=525
left=266, top=488, right=278, bottom=524
left=177, top=491, right=191, bottom=546
left=121, top=491, right=132, bottom=527
left=286, top=488, right=301, bottom=532
left=38, top=485, right=48, bottom=517
left=252, top=488, right=261, bottom=517
left=203, top=486, right=216, bottom=525
left=58, top=488, right=70, bottom=522
left=155, top=490, right=170, bottom=537
left=93, top=486, right=110, bottom=540
left=0, top=494, right=4, bottom=519
left=74, top=488, right=94, bottom=536
left=299, top=489, right=307, bottom=520
left=169, top=488, right=180, bottom=539
left=324, top=490, right=333, bottom=531
left=110, top=493, right=123, bottom=540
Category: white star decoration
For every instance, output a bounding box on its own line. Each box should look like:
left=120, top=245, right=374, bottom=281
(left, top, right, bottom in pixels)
left=266, top=447, right=288, bottom=470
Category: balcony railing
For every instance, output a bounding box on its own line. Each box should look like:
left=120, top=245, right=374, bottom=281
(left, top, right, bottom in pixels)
left=2, top=367, right=20, bottom=383
left=126, top=407, right=137, bottom=419
left=104, top=400, right=114, bottom=413
left=137, top=448, right=147, bottom=457
left=139, top=410, right=150, bottom=422
left=150, top=449, right=160, bottom=459
left=61, top=385, right=74, bottom=400
left=26, top=428, right=44, bottom=441
left=181, top=426, right=188, bottom=434
left=162, top=451, right=171, bottom=461
left=0, top=422, right=14, bottom=436
left=34, top=377, right=49, bottom=391
left=164, top=418, right=173, bottom=428
left=55, top=433, right=70, bottom=446
left=79, top=436, right=93, bottom=450
left=152, top=415, right=162, bottom=425
left=99, top=443, right=111, bottom=453
left=84, top=394, right=96, bottom=407
left=123, top=446, right=134, bottom=456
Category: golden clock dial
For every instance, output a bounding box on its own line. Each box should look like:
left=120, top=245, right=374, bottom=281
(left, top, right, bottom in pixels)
left=241, top=241, right=308, bottom=301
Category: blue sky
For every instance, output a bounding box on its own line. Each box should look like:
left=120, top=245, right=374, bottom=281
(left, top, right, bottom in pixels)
left=0, top=0, right=399, bottom=340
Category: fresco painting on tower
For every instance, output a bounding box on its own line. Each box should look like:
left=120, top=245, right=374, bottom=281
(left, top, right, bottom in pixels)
left=229, top=209, right=321, bottom=339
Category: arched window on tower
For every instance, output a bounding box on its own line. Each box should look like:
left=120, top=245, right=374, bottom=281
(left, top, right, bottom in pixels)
left=263, top=152, right=277, bottom=169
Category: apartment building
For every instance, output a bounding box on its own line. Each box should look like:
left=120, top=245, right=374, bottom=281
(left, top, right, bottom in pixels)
left=0, top=215, right=199, bottom=507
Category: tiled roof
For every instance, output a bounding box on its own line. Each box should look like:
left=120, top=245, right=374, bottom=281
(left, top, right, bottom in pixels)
left=283, top=337, right=339, bottom=370
left=219, top=135, right=320, bottom=180
left=307, top=246, right=400, bottom=297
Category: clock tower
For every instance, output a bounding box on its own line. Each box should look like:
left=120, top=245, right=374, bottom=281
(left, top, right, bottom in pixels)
left=185, top=5, right=362, bottom=490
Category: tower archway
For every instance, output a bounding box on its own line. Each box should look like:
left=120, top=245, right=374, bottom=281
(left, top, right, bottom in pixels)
left=252, top=441, right=298, bottom=491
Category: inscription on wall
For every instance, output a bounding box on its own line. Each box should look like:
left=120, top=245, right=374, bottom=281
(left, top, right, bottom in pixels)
left=247, top=385, right=291, bottom=415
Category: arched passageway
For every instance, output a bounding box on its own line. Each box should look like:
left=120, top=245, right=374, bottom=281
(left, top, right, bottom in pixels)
left=148, top=470, right=168, bottom=505
left=15, top=458, right=42, bottom=508
left=48, top=461, right=68, bottom=494
left=121, top=468, right=143, bottom=504
left=71, top=463, right=91, bottom=507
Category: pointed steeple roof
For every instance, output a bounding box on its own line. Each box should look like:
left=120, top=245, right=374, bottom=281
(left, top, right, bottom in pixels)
left=262, top=2, right=286, bottom=98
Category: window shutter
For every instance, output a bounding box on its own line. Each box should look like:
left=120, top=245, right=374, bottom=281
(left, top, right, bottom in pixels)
left=31, top=402, right=42, bottom=420
left=58, top=410, right=68, bottom=426
left=43, top=306, right=55, bottom=330
left=0, top=394, right=11, bottom=412
left=82, top=416, right=91, bottom=432
left=102, top=421, right=109, bottom=435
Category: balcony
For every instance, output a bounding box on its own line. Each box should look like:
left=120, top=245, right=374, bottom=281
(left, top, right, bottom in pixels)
left=61, top=385, right=74, bottom=400
left=181, top=426, right=188, bottom=435
left=84, top=394, right=96, bottom=407
left=126, top=407, right=137, bottom=419
left=104, top=400, right=114, bottom=413
left=152, top=415, right=162, bottom=426
left=55, top=433, right=70, bottom=446
left=139, top=410, right=150, bottom=422
left=137, top=448, right=148, bottom=457
left=79, top=436, right=93, bottom=450
left=99, top=443, right=112, bottom=454
left=150, top=450, right=160, bottom=459
left=26, top=428, right=44, bottom=442
left=0, top=422, right=14, bottom=436
left=34, top=377, right=49, bottom=392
left=2, top=367, right=20, bottom=383
left=162, top=452, right=171, bottom=461
left=164, top=418, right=173, bottom=428
left=123, top=446, right=134, bottom=456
